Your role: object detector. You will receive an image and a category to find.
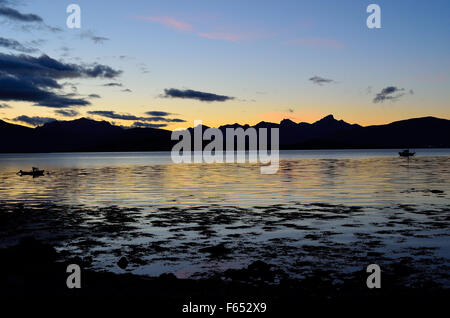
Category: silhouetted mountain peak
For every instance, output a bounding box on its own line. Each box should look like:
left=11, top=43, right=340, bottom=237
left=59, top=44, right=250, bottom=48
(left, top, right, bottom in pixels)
left=254, top=121, right=279, bottom=128
left=0, top=119, right=32, bottom=132
left=280, top=119, right=297, bottom=127
left=312, top=114, right=355, bottom=130
left=0, top=115, right=449, bottom=152
left=36, top=117, right=123, bottom=135
left=220, top=123, right=249, bottom=129
left=315, top=114, right=335, bottom=124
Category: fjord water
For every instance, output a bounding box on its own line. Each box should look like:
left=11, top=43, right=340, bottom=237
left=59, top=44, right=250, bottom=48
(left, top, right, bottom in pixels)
left=0, top=149, right=449, bottom=208
left=1, top=149, right=449, bottom=280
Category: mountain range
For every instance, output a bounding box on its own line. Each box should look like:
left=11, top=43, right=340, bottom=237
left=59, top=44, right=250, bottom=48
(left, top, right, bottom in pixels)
left=1, top=115, right=449, bottom=153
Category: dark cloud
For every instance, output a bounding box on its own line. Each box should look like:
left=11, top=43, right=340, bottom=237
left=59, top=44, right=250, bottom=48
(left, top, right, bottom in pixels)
left=288, top=108, right=294, bottom=113
left=121, top=89, right=132, bottom=93
left=87, top=110, right=185, bottom=123
left=88, top=111, right=141, bottom=121
left=0, top=53, right=122, bottom=79
left=0, top=6, right=43, bottom=23
left=91, top=36, right=109, bottom=44
left=54, top=109, right=79, bottom=117
left=0, top=73, right=90, bottom=107
left=88, top=94, right=101, bottom=99
left=12, top=115, right=56, bottom=126
left=0, top=36, right=38, bottom=53
left=309, top=76, right=335, bottom=85
left=17, top=22, right=62, bottom=34
left=145, top=111, right=173, bottom=117
left=373, top=86, right=409, bottom=103
left=80, top=31, right=110, bottom=44
left=163, top=88, right=234, bottom=102
left=146, top=116, right=185, bottom=123
left=0, top=53, right=121, bottom=107
left=42, top=25, right=63, bottom=33
left=130, top=122, right=167, bottom=128
left=103, top=82, right=122, bottom=87
left=0, top=3, right=61, bottom=33
left=83, top=65, right=121, bottom=78
left=0, top=102, right=11, bottom=108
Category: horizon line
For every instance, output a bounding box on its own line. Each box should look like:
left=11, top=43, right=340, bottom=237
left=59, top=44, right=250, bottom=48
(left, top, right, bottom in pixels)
left=2, top=114, right=448, bottom=131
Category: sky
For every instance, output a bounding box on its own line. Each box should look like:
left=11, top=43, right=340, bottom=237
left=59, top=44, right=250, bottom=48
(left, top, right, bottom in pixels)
left=0, top=0, right=449, bottom=130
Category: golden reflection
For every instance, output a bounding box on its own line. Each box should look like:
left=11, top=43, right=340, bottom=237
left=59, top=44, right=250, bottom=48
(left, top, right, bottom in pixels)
left=1, top=153, right=449, bottom=208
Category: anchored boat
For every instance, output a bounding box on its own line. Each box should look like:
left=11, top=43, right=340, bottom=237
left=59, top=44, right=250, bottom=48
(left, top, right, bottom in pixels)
left=399, top=149, right=415, bottom=157
left=17, top=167, right=45, bottom=177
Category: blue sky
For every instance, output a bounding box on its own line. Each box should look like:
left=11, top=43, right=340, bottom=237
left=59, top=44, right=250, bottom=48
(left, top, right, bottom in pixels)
left=1, top=0, right=449, bottom=128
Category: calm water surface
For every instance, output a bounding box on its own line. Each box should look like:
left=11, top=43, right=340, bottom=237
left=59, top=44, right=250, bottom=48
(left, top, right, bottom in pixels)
left=0, top=149, right=449, bottom=208
left=0, top=149, right=449, bottom=280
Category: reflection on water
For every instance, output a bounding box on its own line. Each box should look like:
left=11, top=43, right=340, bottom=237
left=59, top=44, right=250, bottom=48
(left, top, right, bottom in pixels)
left=0, top=149, right=449, bottom=281
left=0, top=150, right=449, bottom=208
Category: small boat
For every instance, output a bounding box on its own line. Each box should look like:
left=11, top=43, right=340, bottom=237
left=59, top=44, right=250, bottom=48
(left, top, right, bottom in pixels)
left=17, top=167, right=45, bottom=177
left=399, top=149, right=415, bottom=157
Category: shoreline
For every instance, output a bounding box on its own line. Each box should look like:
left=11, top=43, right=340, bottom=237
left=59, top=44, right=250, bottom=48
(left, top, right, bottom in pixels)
left=1, top=147, right=450, bottom=155
left=1, top=201, right=449, bottom=291
left=1, top=237, right=448, bottom=309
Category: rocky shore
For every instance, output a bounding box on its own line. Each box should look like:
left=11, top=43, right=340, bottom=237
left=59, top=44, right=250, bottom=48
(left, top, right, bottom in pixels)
left=0, top=237, right=448, bottom=313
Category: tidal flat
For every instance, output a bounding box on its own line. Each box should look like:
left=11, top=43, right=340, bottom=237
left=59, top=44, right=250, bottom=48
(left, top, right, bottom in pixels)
left=1, top=200, right=449, bottom=289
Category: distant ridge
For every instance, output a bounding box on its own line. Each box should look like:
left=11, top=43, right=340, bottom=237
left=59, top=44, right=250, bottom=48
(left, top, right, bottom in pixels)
left=0, top=115, right=449, bottom=153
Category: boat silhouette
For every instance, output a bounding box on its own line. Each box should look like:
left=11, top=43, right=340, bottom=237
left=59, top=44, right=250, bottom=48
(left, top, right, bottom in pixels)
left=399, top=149, right=415, bottom=157
left=17, top=167, right=45, bottom=177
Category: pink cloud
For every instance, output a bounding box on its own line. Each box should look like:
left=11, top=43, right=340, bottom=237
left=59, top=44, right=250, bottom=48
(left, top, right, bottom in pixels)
left=137, top=16, right=193, bottom=32
left=135, top=15, right=269, bottom=43
left=287, top=37, right=344, bottom=49
left=198, top=31, right=269, bottom=43
left=198, top=32, right=247, bottom=42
